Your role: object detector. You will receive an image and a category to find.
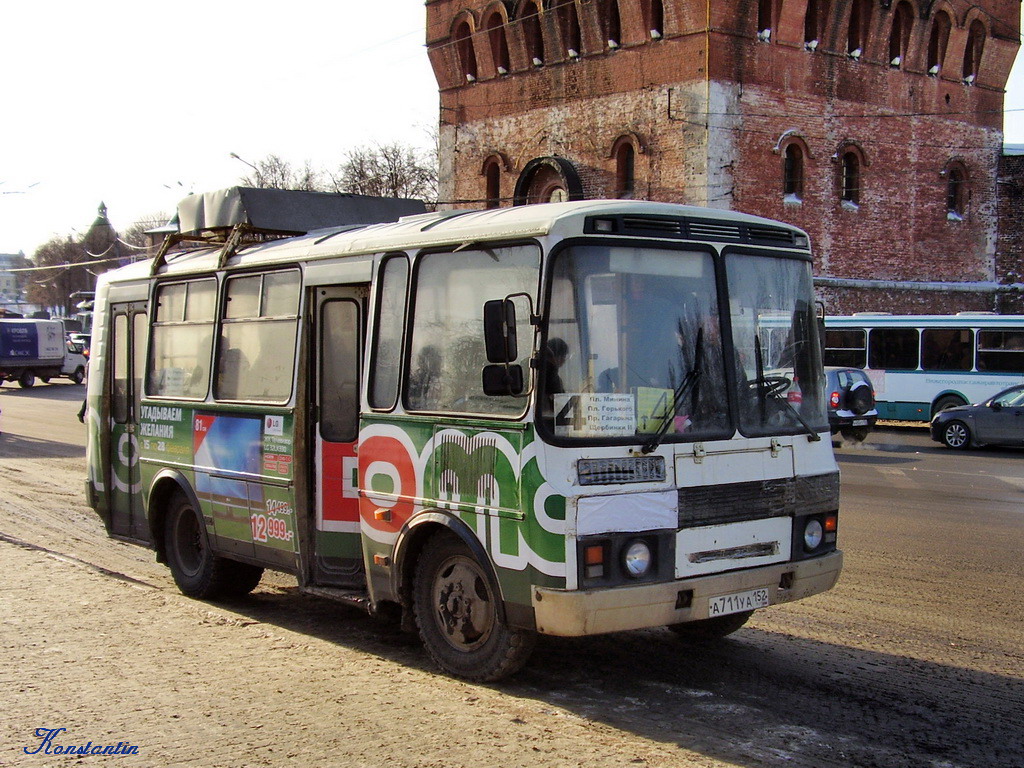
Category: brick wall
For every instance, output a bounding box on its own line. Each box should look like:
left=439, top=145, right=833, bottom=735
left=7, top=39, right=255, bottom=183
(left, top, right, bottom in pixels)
left=996, top=153, right=1024, bottom=312
left=426, top=0, right=1020, bottom=314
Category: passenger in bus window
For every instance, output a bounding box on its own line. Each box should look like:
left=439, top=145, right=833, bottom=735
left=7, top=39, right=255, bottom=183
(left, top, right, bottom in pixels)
left=408, top=345, right=442, bottom=409
left=543, top=338, right=568, bottom=395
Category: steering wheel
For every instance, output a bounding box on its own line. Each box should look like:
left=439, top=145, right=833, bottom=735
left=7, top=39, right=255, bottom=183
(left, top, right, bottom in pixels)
left=749, top=375, right=791, bottom=397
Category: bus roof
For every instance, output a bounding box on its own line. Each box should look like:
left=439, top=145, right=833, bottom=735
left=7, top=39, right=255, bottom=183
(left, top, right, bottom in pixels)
left=826, top=313, right=1024, bottom=327
left=102, top=199, right=811, bottom=283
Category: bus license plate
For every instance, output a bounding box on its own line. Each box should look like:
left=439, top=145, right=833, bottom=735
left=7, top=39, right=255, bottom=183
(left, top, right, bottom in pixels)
left=852, top=419, right=868, bottom=426
left=708, top=588, right=770, bottom=617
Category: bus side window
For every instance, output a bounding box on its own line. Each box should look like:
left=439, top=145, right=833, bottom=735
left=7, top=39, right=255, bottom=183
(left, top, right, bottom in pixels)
left=868, top=328, right=919, bottom=370
left=977, top=329, right=1024, bottom=373
left=149, top=279, right=216, bottom=399
left=823, top=328, right=866, bottom=368
left=407, top=244, right=539, bottom=416
left=921, top=328, right=972, bottom=371
left=369, top=255, right=409, bottom=410
left=216, top=271, right=300, bottom=402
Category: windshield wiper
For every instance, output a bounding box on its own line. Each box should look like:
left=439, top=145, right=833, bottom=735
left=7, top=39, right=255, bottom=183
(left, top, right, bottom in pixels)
left=752, top=336, right=821, bottom=442
left=641, top=328, right=703, bottom=454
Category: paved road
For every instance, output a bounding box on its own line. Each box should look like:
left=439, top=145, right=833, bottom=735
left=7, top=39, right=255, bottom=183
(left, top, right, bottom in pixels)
left=1, top=383, right=1021, bottom=767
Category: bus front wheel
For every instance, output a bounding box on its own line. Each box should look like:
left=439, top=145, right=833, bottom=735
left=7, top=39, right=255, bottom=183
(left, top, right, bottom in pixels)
left=412, top=532, right=536, bottom=681
left=165, top=491, right=263, bottom=599
left=668, top=610, right=754, bottom=641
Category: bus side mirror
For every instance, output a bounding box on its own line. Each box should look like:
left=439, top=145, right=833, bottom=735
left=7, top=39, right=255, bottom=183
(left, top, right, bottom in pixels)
left=482, top=363, right=524, bottom=396
left=483, top=299, right=518, bottom=364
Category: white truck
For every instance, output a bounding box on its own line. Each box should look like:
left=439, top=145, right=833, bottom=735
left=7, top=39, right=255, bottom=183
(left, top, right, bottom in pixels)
left=0, top=319, right=87, bottom=387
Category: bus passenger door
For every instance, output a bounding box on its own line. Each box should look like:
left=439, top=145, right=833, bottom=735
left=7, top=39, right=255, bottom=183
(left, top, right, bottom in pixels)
left=311, top=285, right=366, bottom=587
left=108, top=302, right=149, bottom=541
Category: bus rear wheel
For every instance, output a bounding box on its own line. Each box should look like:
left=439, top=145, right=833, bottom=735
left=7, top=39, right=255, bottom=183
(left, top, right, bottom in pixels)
left=668, top=610, right=754, bottom=641
left=933, top=395, right=966, bottom=418
left=165, top=491, right=263, bottom=599
left=412, top=532, right=536, bottom=682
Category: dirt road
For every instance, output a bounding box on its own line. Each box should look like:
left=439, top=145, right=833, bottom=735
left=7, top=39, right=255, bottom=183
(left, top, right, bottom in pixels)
left=1, top=383, right=1022, bottom=767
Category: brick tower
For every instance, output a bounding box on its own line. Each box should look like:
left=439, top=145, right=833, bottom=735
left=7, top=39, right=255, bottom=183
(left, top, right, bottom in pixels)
left=425, top=0, right=1021, bottom=313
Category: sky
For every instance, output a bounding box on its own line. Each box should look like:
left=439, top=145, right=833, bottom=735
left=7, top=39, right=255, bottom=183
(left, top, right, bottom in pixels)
left=1, top=1, right=1023, bottom=258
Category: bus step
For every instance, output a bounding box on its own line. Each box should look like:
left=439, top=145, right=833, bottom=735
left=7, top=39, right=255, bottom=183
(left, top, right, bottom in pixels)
left=301, top=585, right=372, bottom=612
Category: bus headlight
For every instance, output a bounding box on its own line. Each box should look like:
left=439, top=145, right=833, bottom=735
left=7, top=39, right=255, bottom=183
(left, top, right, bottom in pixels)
left=622, top=540, right=653, bottom=578
left=803, top=519, right=824, bottom=551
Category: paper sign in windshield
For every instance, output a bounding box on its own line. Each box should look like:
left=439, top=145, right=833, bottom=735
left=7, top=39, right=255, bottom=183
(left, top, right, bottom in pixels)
left=636, top=387, right=674, bottom=434
left=554, top=393, right=635, bottom=437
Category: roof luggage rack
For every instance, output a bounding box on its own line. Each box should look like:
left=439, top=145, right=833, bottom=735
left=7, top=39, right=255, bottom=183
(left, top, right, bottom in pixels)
left=150, top=187, right=426, bottom=275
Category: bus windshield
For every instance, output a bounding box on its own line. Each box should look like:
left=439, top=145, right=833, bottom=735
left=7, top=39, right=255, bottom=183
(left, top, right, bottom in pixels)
left=725, top=251, right=826, bottom=438
left=542, top=244, right=826, bottom=443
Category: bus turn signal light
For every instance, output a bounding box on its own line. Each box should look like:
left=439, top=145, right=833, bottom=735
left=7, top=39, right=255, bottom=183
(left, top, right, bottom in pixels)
left=584, top=544, right=606, bottom=579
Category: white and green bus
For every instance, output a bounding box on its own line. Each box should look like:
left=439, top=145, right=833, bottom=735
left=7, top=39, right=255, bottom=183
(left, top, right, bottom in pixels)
left=823, top=313, right=1024, bottom=421
left=85, top=193, right=842, bottom=681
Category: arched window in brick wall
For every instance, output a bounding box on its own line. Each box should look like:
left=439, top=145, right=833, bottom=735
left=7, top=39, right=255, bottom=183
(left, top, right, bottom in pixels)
left=888, top=1, right=913, bottom=67
left=483, top=157, right=504, bottom=209
left=804, top=0, right=827, bottom=49
left=945, top=161, right=968, bottom=219
left=602, top=0, right=622, bottom=48
left=840, top=150, right=862, bottom=205
left=758, top=0, right=773, bottom=41
left=643, top=0, right=664, bottom=39
left=615, top=144, right=635, bottom=198
left=847, top=0, right=871, bottom=58
left=783, top=144, right=805, bottom=201
left=453, top=19, right=478, bottom=82
left=927, top=11, right=952, bottom=75
left=485, top=9, right=511, bottom=75
left=962, top=20, right=985, bottom=83
left=558, top=0, right=582, bottom=57
left=519, top=1, right=545, bottom=66
left=610, top=134, right=643, bottom=198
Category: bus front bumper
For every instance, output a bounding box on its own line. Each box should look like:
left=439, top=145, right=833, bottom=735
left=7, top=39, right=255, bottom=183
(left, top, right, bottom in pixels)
left=531, top=550, right=843, bottom=636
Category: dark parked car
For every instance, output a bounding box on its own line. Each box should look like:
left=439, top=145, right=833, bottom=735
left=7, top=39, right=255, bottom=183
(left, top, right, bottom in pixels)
left=930, top=384, right=1024, bottom=449
left=825, top=366, right=877, bottom=441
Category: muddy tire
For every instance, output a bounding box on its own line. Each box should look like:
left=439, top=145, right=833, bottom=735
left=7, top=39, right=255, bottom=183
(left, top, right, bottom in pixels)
left=668, top=610, right=754, bottom=642
left=164, top=491, right=263, bottom=599
left=413, top=532, right=536, bottom=681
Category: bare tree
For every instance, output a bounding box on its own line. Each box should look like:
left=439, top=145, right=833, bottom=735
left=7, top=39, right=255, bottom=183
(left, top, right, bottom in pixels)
left=236, top=154, right=326, bottom=191
left=333, top=142, right=437, bottom=203
left=233, top=143, right=438, bottom=203
left=25, top=237, right=91, bottom=316
left=121, top=212, right=172, bottom=250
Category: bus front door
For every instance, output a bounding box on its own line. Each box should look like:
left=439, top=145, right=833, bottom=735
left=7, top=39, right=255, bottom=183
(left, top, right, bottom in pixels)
left=311, top=285, right=366, bottom=587
left=108, top=302, right=148, bottom=541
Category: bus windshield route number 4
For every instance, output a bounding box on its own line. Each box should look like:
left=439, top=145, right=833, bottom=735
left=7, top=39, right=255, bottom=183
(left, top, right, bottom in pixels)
left=85, top=193, right=842, bottom=681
